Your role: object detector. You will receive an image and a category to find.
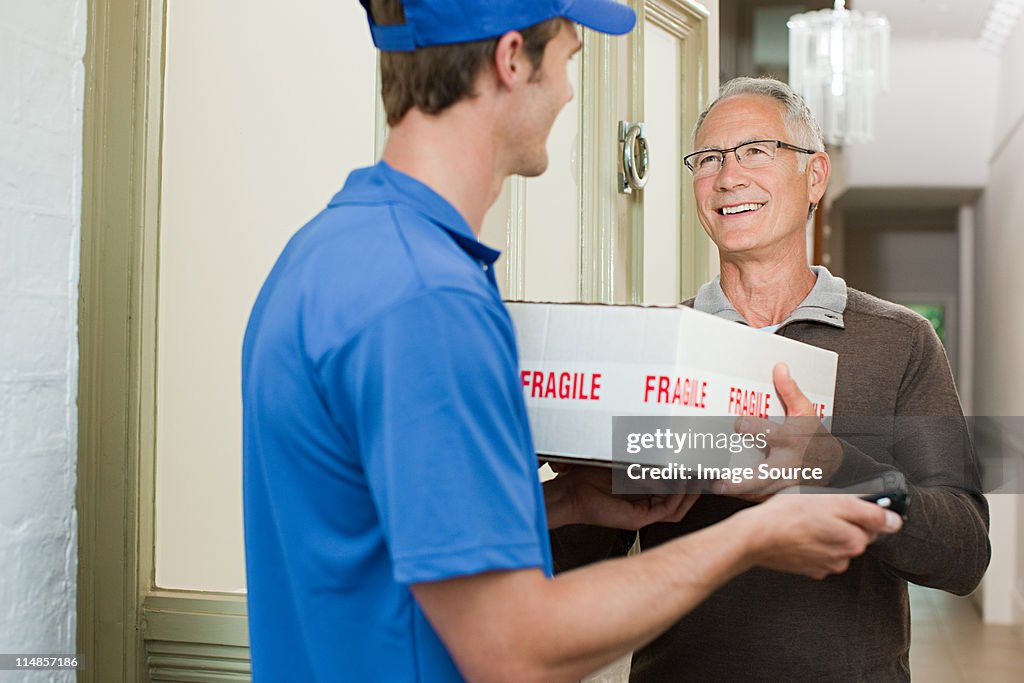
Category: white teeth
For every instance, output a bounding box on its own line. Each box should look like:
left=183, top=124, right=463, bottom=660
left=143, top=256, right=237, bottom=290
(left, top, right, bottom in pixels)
left=720, top=203, right=764, bottom=215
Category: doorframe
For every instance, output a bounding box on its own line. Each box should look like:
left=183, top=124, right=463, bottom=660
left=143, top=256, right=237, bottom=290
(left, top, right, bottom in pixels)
left=80, top=1, right=252, bottom=681
left=79, top=0, right=164, bottom=679
left=77, top=1, right=718, bottom=680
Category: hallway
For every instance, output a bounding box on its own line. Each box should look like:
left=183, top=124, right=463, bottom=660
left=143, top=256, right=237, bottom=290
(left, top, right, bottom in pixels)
left=910, top=585, right=1024, bottom=681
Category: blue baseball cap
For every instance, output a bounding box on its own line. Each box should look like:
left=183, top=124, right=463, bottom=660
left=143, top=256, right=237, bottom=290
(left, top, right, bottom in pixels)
left=359, top=0, right=637, bottom=52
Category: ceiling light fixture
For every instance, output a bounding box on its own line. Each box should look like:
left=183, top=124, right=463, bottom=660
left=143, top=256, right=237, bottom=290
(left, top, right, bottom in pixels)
left=788, top=0, right=891, bottom=146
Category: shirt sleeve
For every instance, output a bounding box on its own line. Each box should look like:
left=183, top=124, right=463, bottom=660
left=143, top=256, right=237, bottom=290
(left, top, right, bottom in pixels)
left=833, top=317, right=990, bottom=595
left=323, top=288, right=548, bottom=585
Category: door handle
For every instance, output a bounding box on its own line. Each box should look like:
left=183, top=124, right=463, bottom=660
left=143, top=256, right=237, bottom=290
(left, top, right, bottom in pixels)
left=618, top=120, right=649, bottom=194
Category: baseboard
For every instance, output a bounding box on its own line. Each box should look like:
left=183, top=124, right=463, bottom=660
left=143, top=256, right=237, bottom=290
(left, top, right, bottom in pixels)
left=142, top=591, right=251, bottom=682
left=146, top=641, right=250, bottom=683
left=1014, top=585, right=1024, bottom=639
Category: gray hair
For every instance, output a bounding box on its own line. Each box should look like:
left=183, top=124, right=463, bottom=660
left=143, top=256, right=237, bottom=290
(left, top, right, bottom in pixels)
left=692, top=77, right=824, bottom=170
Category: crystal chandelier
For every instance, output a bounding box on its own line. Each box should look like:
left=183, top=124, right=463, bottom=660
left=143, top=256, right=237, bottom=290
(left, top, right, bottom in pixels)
left=788, top=0, right=890, bottom=146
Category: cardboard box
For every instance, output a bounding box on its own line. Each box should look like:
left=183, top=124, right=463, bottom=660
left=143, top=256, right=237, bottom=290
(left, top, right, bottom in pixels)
left=507, top=302, right=838, bottom=467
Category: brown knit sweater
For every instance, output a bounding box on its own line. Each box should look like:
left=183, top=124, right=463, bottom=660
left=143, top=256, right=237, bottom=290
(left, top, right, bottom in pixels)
left=550, top=287, right=990, bottom=682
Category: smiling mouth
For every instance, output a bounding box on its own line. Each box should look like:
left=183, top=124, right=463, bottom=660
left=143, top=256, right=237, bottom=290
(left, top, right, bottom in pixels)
left=717, top=202, right=765, bottom=216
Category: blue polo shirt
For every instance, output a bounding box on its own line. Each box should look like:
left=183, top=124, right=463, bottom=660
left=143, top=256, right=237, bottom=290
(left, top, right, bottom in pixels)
left=242, top=161, right=552, bottom=682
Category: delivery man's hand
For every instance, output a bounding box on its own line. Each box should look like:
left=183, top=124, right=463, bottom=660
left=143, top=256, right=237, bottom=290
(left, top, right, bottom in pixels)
left=736, top=492, right=903, bottom=578
left=544, top=465, right=698, bottom=530
left=717, top=363, right=843, bottom=499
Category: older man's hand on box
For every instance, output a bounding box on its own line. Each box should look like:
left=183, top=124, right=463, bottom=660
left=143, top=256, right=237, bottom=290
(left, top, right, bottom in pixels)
left=716, top=363, right=843, bottom=499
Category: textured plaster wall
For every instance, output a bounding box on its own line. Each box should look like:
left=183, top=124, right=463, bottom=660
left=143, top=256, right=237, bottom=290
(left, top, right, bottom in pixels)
left=0, top=0, right=86, bottom=677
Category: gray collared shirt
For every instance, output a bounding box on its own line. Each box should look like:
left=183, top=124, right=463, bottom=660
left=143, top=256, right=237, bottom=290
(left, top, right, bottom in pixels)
left=692, top=265, right=847, bottom=330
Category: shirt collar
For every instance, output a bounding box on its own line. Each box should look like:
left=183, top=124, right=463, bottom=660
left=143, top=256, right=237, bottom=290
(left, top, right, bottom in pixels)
left=328, top=160, right=501, bottom=267
left=693, top=265, right=847, bottom=329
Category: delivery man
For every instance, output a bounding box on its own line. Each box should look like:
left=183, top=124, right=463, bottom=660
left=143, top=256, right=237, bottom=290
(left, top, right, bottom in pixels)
left=241, top=4, right=903, bottom=681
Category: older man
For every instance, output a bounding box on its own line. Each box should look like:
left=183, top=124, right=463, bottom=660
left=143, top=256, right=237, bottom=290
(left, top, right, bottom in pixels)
left=551, top=77, right=990, bottom=681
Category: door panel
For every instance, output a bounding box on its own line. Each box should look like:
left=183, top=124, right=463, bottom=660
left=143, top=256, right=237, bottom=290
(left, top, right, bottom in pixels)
left=155, top=0, right=378, bottom=592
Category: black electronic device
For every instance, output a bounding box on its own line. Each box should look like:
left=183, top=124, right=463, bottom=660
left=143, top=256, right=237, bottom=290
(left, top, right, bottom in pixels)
left=836, top=471, right=910, bottom=519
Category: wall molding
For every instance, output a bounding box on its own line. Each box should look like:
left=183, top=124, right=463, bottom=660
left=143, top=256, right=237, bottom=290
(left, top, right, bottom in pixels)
left=143, top=592, right=251, bottom=681
left=578, top=27, right=620, bottom=303
left=505, top=176, right=528, bottom=299
left=79, top=0, right=167, bottom=679
left=146, top=642, right=250, bottom=683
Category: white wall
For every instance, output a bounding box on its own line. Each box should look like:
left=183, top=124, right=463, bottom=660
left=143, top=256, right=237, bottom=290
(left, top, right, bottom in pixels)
left=845, top=40, right=998, bottom=189
left=0, top=0, right=85, bottom=675
left=976, top=14, right=1024, bottom=626
left=837, top=32, right=1019, bottom=625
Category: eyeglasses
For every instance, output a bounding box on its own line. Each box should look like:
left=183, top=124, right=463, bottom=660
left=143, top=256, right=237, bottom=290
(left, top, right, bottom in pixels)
left=683, top=140, right=818, bottom=178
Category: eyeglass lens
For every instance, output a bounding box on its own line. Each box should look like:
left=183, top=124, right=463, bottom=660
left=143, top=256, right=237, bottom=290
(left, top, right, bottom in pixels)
left=690, top=141, right=778, bottom=176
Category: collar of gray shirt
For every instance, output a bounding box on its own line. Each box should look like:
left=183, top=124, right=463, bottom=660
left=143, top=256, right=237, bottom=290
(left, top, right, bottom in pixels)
left=692, top=265, right=847, bottom=330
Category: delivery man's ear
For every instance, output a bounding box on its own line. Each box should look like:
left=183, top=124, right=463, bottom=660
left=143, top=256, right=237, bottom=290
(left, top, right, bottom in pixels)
left=492, top=30, right=529, bottom=92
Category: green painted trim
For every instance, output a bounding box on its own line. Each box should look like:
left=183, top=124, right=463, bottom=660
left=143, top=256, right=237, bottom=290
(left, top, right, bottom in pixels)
left=142, top=593, right=251, bottom=681
left=146, top=641, right=251, bottom=683
left=80, top=0, right=188, bottom=676
left=145, top=592, right=248, bottom=617
left=79, top=0, right=165, bottom=681
left=143, top=593, right=249, bottom=648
